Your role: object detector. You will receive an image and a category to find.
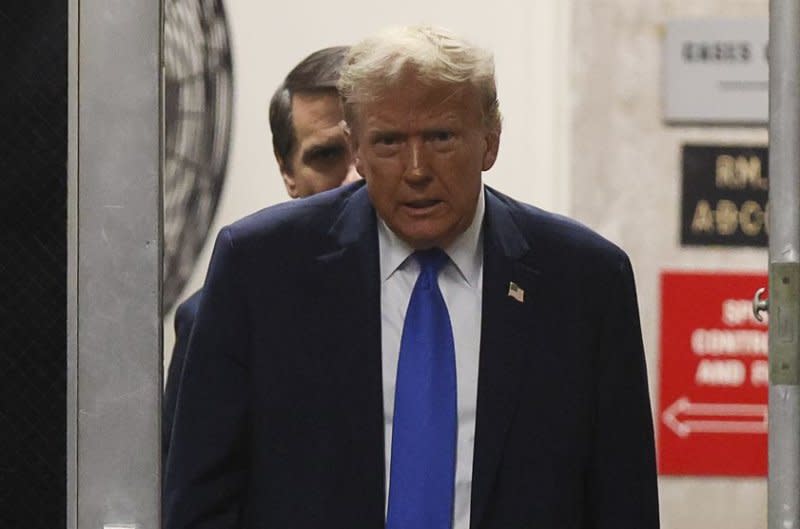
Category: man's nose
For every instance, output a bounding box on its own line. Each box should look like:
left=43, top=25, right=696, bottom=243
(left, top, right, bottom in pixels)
left=405, top=139, right=430, bottom=183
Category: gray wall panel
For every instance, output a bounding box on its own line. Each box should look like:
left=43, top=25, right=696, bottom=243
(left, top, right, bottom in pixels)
left=69, top=0, right=162, bottom=527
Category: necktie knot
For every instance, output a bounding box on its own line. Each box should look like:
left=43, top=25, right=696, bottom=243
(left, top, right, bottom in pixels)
left=413, top=248, right=448, bottom=283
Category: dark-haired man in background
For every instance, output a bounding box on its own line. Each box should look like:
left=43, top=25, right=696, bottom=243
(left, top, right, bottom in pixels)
left=162, top=45, right=358, bottom=457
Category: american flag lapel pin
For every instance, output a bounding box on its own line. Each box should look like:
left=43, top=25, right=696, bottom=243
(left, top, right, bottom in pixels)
left=507, top=281, right=524, bottom=303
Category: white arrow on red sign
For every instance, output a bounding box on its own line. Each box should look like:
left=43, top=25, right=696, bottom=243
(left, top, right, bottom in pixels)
left=662, top=397, right=768, bottom=438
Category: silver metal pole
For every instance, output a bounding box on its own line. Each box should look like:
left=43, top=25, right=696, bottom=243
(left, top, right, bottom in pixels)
left=67, top=0, right=79, bottom=527
left=67, top=1, right=163, bottom=528
left=768, top=1, right=800, bottom=528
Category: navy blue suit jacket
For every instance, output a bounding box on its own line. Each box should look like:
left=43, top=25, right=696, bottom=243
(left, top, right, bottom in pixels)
left=163, top=289, right=202, bottom=459
left=164, top=181, right=659, bottom=529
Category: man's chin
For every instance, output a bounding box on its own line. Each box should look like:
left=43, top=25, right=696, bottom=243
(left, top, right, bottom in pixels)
left=391, top=224, right=460, bottom=250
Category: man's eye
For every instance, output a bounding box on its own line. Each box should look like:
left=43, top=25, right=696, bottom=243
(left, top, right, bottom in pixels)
left=306, top=146, right=344, bottom=164
left=317, top=147, right=342, bottom=159
left=374, top=135, right=399, bottom=146
left=429, top=130, right=454, bottom=143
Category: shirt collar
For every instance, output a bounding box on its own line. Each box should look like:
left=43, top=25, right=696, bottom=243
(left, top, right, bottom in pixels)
left=378, top=185, right=485, bottom=287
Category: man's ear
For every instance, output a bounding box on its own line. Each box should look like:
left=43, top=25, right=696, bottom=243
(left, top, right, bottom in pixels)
left=342, top=120, right=365, bottom=178
left=341, top=119, right=355, bottom=149
left=275, top=150, right=299, bottom=198
left=481, top=129, right=500, bottom=171
left=353, top=154, right=366, bottom=179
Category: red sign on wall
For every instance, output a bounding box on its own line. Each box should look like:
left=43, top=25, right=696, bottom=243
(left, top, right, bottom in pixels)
left=658, top=271, right=768, bottom=476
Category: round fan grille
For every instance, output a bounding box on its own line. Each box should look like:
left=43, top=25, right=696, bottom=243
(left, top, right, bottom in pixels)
left=163, top=0, right=233, bottom=312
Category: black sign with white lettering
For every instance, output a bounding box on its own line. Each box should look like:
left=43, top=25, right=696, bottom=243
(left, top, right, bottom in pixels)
left=681, top=144, right=768, bottom=247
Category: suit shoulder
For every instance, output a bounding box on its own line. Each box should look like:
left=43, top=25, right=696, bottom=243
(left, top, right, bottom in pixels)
left=487, top=187, right=630, bottom=273
left=175, top=289, right=202, bottom=328
left=219, top=182, right=363, bottom=251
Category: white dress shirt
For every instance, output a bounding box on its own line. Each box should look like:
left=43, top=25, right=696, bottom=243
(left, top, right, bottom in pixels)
left=378, top=185, right=485, bottom=529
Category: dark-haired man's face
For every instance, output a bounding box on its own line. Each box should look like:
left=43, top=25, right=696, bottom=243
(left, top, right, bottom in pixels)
left=280, top=92, right=359, bottom=198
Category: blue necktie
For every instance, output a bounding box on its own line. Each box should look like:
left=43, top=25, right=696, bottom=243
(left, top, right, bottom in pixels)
left=387, top=248, right=457, bottom=529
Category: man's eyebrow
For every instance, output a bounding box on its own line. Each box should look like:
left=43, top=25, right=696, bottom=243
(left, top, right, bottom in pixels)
left=368, top=129, right=402, bottom=137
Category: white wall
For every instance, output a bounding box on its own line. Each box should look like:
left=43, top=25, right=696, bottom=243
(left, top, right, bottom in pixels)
left=570, top=1, right=768, bottom=528
left=164, top=0, right=572, bottom=360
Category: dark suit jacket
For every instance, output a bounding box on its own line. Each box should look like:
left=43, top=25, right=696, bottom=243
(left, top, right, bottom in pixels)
left=163, top=289, right=202, bottom=459
left=164, top=181, right=659, bottom=529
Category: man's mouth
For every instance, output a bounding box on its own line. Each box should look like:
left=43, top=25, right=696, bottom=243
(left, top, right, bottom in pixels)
left=407, top=199, right=442, bottom=208
left=401, top=199, right=443, bottom=216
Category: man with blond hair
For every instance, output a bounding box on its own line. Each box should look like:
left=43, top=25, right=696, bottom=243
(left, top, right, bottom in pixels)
left=165, top=25, right=659, bottom=529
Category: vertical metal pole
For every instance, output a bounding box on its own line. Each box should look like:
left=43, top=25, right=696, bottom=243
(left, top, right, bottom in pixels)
left=67, top=1, right=163, bottom=528
left=768, top=2, right=800, bottom=528
left=67, top=0, right=79, bottom=527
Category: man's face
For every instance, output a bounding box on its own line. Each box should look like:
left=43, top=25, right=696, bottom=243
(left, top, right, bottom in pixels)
left=350, top=76, right=499, bottom=249
left=280, top=91, right=359, bottom=198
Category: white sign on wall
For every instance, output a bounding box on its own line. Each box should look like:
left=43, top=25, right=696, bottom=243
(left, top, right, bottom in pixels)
left=663, top=18, right=768, bottom=125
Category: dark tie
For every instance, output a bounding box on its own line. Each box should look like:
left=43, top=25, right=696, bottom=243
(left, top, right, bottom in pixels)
left=386, top=248, right=457, bottom=529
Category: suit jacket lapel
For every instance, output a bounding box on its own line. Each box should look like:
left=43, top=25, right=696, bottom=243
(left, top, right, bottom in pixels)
left=313, top=186, right=386, bottom=527
left=470, top=189, right=542, bottom=529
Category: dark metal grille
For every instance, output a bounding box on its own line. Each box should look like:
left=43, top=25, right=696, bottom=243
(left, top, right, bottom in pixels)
left=0, top=1, right=68, bottom=528
left=163, top=0, right=233, bottom=312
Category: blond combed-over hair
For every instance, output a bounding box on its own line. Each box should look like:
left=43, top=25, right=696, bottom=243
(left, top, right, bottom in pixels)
left=338, top=25, right=502, bottom=132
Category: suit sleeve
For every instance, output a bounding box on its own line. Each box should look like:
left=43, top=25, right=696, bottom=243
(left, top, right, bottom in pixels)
left=164, top=228, right=250, bottom=529
left=586, top=255, right=659, bottom=529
